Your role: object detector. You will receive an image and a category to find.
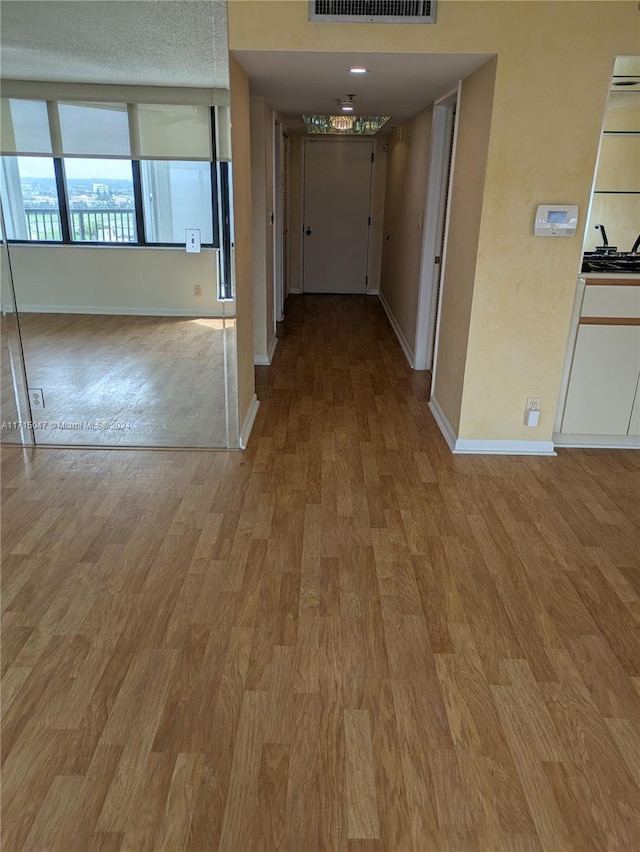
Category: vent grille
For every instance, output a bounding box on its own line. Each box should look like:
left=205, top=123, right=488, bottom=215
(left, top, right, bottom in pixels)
left=310, top=0, right=436, bottom=23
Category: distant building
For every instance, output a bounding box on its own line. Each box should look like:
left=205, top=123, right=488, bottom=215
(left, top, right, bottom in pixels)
left=93, top=183, right=110, bottom=197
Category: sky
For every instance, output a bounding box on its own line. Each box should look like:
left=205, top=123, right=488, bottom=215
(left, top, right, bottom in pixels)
left=17, top=157, right=133, bottom=181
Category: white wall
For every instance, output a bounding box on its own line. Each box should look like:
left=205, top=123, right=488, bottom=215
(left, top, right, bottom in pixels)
left=7, top=245, right=231, bottom=316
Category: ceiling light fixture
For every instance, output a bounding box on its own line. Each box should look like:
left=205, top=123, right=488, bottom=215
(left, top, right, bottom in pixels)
left=329, top=115, right=356, bottom=131
left=303, top=115, right=391, bottom=135
left=349, top=67, right=368, bottom=74
left=338, top=94, right=356, bottom=113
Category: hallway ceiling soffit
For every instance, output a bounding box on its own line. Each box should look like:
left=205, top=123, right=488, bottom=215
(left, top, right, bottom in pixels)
left=234, top=49, right=493, bottom=134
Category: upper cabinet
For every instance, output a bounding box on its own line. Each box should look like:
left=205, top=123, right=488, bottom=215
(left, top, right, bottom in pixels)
left=583, top=56, right=640, bottom=255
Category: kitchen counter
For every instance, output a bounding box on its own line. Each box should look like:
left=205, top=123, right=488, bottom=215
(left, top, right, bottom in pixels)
left=554, top=275, right=640, bottom=448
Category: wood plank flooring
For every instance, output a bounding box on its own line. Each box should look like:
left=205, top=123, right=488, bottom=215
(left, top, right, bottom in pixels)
left=2, top=293, right=640, bottom=851
left=11, top=313, right=234, bottom=447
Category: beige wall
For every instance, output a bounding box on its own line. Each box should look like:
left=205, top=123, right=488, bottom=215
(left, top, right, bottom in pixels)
left=434, top=58, right=496, bottom=433
left=367, top=139, right=387, bottom=295
left=379, top=105, right=433, bottom=357
left=229, top=1, right=639, bottom=444
left=6, top=245, right=228, bottom=316
left=229, top=54, right=255, bottom=428
left=250, top=95, right=276, bottom=362
left=288, top=135, right=304, bottom=294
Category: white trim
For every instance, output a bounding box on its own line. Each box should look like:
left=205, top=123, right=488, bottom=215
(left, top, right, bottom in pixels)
left=414, top=99, right=454, bottom=371
left=553, top=432, right=640, bottom=449
left=15, top=305, right=229, bottom=317
left=254, top=335, right=278, bottom=366
left=239, top=394, right=260, bottom=449
left=288, top=288, right=302, bottom=295
left=274, top=118, right=285, bottom=323
left=366, top=289, right=379, bottom=296
left=378, top=291, right=414, bottom=367
left=428, top=396, right=457, bottom=451
left=454, top=439, right=556, bottom=456
left=430, top=81, right=461, bottom=394
left=429, top=396, right=556, bottom=455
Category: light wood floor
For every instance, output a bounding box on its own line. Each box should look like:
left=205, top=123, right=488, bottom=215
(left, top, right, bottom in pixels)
left=13, top=313, right=236, bottom=447
left=2, top=294, right=640, bottom=851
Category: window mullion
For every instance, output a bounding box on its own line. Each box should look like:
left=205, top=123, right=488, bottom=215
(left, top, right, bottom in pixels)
left=132, top=160, right=145, bottom=245
left=53, top=157, right=71, bottom=242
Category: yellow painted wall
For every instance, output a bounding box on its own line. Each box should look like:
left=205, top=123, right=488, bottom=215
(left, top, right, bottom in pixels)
left=434, top=58, right=496, bottom=433
left=229, top=54, right=255, bottom=428
left=380, top=105, right=433, bottom=359
left=229, top=0, right=639, bottom=443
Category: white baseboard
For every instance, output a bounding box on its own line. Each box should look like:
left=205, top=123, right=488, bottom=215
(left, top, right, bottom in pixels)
left=378, top=292, right=414, bottom=368
left=239, top=394, right=260, bottom=450
left=554, top=432, right=640, bottom=450
left=254, top=335, right=278, bottom=366
left=366, top=289, right=379, bottom=296
left=17, top=305, right=226, bottom=317
left=429, top=396, right=556, bottom=455
left=454, top=438, right=556, bottom=456
left=288, top=288, right=302, bottom=295
left=428, top=397, right=457, bottom=451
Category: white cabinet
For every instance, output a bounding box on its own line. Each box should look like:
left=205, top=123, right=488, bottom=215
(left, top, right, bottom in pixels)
left=561, top=324, right=640, bottom=435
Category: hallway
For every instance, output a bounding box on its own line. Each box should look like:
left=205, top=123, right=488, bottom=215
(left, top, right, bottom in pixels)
left=2, top=294, right=640, bottom=851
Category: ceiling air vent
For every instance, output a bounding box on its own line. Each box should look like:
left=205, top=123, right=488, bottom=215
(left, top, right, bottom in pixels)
left=310, top=1, right=436, bottom=24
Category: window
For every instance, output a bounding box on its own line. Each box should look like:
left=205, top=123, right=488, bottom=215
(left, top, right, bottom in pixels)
left=63, top=158, right=136, bottom=243
left=141, top=160, right=214, bottom=244
left=0, top=98, right=221, bottom=250
left=0, top=156, right=62, bottom=241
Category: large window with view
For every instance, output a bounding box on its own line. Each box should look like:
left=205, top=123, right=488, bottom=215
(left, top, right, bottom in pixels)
left=64, top=158, right=136, bottom=243
left=0, top=97, right=219, bottom=249
left=0, top=156, right=62, bottom=241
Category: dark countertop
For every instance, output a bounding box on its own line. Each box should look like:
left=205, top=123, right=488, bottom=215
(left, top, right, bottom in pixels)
left=581, top=254, right=640, bottom=273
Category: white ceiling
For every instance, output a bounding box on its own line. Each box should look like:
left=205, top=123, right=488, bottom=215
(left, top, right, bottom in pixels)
left=0, top=0, right=230, bottom=89
left=233, top=50, right=493, bottom=134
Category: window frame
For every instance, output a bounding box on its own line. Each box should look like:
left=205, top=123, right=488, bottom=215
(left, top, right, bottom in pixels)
left=2, top=108, right=220, bottom=249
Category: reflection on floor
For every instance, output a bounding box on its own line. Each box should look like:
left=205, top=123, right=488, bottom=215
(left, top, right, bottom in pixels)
left=16, top=313, right=236, bottom=447
left=1, top=312, right=23, bottom=444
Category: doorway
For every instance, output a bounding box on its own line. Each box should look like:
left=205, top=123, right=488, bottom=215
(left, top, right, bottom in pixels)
left=303, top=139, right=373, bottom=294
left=414, top=87, right=459, bottom=373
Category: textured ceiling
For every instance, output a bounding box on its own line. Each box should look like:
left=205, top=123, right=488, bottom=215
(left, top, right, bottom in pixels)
left=0, top=0, right=229, bottom=88
left=233, top=50, right=493, bottom=133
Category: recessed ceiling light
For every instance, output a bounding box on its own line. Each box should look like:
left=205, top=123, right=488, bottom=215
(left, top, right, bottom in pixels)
left=349, top=67, right=368, bottom=74
left=341, top=105, right=354, bottom=112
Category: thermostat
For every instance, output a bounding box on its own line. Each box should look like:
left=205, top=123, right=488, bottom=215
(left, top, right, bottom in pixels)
left=534, top=205, right=578, bottom=237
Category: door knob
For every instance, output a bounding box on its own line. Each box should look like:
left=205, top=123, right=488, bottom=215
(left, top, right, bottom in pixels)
left=305, top=228, right=312, bottom=236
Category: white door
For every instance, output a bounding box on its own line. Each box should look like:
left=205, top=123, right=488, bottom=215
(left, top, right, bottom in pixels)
left=303, top=139, right=372, bottom=294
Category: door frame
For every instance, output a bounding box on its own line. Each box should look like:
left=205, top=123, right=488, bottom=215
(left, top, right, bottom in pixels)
left=414, top=85, right=460, bottom=373
left=302, top=137, right=374, bottom=294
left=273, top=118, right=285, bottom=323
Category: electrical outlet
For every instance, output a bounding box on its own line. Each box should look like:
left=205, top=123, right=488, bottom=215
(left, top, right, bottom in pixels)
left=28, top=388, right=45, bottom=410
left=194, top=284, right=202, bottom=297
left=524, top=397, right=541, bottom=427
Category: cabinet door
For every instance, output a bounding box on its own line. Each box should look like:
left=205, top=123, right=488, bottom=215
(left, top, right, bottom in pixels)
left=562, top=325, right=640, bottom=435
left=629, top=373, right=640, bottom=436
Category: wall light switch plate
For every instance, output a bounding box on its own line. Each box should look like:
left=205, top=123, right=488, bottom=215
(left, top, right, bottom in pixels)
left=186, top=229, right=201, bottom=253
